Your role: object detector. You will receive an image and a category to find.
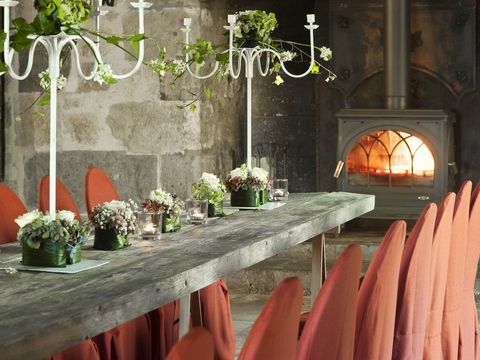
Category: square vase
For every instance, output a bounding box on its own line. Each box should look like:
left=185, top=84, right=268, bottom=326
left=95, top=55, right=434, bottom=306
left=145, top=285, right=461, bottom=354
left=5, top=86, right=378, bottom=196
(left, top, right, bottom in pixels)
left=22, top=241, right=67, bottom=268
left=230, top=188, right=260, bottom=208
left=162, top=216, right=181, bottom=233
left=208, top=201, right=224, bottom=217
left=94, top=228, right=129, bottom=250
left=67, top=245, right=82, bottom=265
left=260, top=190, right=269, bottom=205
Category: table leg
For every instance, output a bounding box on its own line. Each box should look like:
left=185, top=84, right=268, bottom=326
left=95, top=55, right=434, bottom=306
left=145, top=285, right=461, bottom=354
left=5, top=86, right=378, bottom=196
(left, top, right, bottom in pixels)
left=311, top=234, right=327, bottom=303
left=179, top=293, right=191, bottom=337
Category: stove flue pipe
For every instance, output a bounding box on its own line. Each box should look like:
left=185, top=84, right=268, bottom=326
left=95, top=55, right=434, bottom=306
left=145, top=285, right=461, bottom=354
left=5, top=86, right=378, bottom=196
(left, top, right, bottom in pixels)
left=385, top=0, right=410, bottom=109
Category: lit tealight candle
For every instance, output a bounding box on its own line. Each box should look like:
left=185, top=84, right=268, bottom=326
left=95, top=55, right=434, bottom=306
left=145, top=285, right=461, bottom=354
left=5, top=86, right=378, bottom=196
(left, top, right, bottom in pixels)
left=192, top=209, right=204, bottom=221
left=143, top=223, right=156, bottom=235
left=228, top=14, right=237, bottom=24
left=274, top=189, right=285, bottom=198
left=184, top=18, right=192, bottom=27
left=307, top=14, right=315, bottom=23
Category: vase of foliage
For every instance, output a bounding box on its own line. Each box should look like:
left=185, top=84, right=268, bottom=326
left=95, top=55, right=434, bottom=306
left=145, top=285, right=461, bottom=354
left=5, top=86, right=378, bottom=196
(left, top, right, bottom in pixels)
left=226, top=164, right=271, bottom=208
left=92, top=200, right=137, bottom=250
left=15, top=210, right=88, bottom=267
left=144, top=189, right=185, bottom=233
left=192, top=172, right=227, bottom=217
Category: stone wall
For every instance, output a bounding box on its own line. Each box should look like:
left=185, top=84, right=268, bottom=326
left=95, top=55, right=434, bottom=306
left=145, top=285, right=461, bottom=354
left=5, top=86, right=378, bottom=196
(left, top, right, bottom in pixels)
left=4, top=0, right=244, bottom=213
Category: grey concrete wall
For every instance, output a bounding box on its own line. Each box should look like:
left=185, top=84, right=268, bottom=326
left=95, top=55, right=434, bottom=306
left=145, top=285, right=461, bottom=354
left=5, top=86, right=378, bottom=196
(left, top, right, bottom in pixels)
left=4, top=0, right=243, bottom=213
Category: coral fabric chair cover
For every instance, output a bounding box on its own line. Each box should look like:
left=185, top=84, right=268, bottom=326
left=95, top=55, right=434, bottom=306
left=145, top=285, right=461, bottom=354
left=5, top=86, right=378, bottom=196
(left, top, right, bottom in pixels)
left=239, top=277, right=303, bottom=360
left=93, top=315, right=152, bottom=360
left=148, top=300, right=180, bottom=360
left=85, top=167, right=120, bottom=217
left=392, top=203, right=437, bottom=359
left=354, top=220, right=406, bottom=360
left=423, top=193, right=456, bottom=359
left=166, top=328, right=214, bottom=360
left=49, top=339, right=100, bottom=360
left=459, top=182, right=480, bottom=360
left=197, top=280, right=236, bottom=360
left=442, top=180, right=472, bottom=359
left=0, top=184, right=28, bottom=245
left=297, top=244, right=362, bottom=360
left=38, top=176, right=81, bottom=219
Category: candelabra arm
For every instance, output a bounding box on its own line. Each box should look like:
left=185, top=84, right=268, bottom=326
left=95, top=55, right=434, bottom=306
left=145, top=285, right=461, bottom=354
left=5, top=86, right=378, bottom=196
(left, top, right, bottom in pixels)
left=225, top=23, right=244, bottom=80
left=111, top=1, right=152, bottom=80
left=256, top=52, right=270, bottom=77
left=182, top=23, right=219, bottom=80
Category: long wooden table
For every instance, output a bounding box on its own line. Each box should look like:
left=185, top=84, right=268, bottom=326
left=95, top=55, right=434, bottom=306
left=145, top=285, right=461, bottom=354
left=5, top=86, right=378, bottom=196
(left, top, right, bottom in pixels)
left=0, top=192, right=374, bottom=359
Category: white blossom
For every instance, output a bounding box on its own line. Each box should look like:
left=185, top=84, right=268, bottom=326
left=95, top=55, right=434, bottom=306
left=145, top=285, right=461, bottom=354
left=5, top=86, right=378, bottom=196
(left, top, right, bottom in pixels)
left=171, top=59, right=187, bottom=77
left=280, top=51, right=295, bottom=62
left=15, top=210, right=41, bottom=228
left=56, top=210, right=75, bottom=223
left=320, top=47, right=332, bottom=61
left=201, top=172, right=222, bottom=189
left=230, top=166, right=248, bottom=180
left=39, top=70, right=67, bottom=91
left=93, top=63, right=114, bottom=85
left=252, top=167, right=269, bottom=183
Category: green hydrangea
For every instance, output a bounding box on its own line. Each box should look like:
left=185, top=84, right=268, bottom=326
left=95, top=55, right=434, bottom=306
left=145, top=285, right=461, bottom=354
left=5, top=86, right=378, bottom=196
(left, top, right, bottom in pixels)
left=34, top=0, right=93, bottom=28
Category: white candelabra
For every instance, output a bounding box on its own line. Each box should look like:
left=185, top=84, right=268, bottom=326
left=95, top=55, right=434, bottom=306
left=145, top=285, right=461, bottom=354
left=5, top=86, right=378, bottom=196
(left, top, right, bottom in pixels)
left=0, top=0, right=152, bottom=218
left=182, top=14, right=319, bottom=170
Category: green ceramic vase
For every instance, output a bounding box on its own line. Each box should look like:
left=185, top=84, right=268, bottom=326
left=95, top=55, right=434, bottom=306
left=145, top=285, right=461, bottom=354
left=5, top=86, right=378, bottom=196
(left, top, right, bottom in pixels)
left=259, top=190, right=270, bottom=205
left=208, top=201, right=224, bottom=217
left=66, top=245, right=82, bottom=265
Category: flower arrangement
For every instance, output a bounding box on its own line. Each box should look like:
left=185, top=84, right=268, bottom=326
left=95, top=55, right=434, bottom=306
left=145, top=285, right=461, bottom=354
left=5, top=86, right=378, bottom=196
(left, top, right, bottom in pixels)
left=192, top=172, right=227, bottom=217
left=91, top=200, right=137, bottom=250
left=15, top=209, right=89, bottom=267
left=226, top=164, right=271, bottom=207
left=143, top=189, right=184, bottom=233
left=177, top=9, right=335, bottom=109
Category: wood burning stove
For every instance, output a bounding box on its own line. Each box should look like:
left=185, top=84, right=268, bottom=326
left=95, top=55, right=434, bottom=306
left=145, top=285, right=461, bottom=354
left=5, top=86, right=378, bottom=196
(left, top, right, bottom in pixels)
left=336, top=0, right=455, bottom=219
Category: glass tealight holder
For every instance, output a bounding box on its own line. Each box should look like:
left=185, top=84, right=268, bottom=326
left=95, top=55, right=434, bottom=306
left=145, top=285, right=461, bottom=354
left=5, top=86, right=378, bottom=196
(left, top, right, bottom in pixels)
left=186, top=199, right=208, bottom=225
left=273, top=179, right=289, bottom=201
left=137, top=211, right=162, bottom=240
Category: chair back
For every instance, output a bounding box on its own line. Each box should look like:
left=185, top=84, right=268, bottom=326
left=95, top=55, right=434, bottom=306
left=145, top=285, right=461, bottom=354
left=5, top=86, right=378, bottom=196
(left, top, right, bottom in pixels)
left=85, top=167, right=120, bottom=217
left=459, top=182, right=480, bottom=359
left=50, top=339, right=100, bottom=360
left=39, top=176, right=81, bottom=219
left=354, top=220, right=406, bottom=360
left=239, top=277, right=303, bottom=360
left=0, top=184, right=28, bottom=245
left=197, top=280, right=236, bottom=360
left=442, top=180, right=472, bottom=359
left=424, top=193, right=455, bottom=359
left=93, top=315, right=151, bottom=360
left=392, top=203, right=437, bottom=359
left=166, top=328, right=214, bottom=360
left=148, top=300, right=180, bottom=360
left=297, top=245, right=362, bottom=360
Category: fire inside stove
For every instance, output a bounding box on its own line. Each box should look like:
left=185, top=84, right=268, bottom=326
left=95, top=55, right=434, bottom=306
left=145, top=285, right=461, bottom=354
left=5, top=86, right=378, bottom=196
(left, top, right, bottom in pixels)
left=347, top=130, right=435, bottom=187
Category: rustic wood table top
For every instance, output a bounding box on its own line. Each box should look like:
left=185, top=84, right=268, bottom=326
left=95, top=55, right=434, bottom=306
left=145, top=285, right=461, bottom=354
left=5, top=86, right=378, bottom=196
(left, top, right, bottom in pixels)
left=0, top=192, right=374, bottom=359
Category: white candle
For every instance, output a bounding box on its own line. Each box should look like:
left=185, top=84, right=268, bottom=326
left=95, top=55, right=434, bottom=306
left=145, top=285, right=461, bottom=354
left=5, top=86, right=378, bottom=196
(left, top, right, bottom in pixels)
left=307, top=14, right=315, bottom=23
left=228, top=14, right=237, bottom=24
left=192, top=209, right=204, bottom=221
left=143, top=223, right=156, bottom=234
left=184, top=18, right=192, bottom=27
left=274, top=189, right=285, bottom=198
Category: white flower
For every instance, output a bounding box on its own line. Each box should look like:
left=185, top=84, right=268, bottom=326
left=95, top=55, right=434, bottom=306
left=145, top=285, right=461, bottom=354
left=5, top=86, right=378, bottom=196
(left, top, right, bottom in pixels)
left=56, top=210, right=75, bottom=223
left=320, top=47, right=332, bottom=61
left=148, top=59, right=166, bottom=76
left=15, top=210, right=41, bottom=228
left=149, top=189, right=174, bottom=208
left=280, top=51, right=295, bottom=62
left=201, top=172, right=221, bottom=189
left=252, top=167, right=269, bottom=183
left=171, top=59, right=187, bottom=77
left=93, top=63, right=115, bottom=85
left=230, top=166, right=248, bottom=180
left=39, top=70, right=68, bottom=91
left=274, top=75, right=284, bottom=86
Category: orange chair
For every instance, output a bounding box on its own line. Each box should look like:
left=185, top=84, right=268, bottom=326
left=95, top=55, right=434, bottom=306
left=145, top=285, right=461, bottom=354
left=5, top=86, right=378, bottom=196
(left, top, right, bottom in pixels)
left=297, top=245, right=362, bottom=360
left=93, top=315, right=152, bottom=360
left=196, top=280, right=236, bottom=360
left=85, top=167, right=120, bottom=218
left=148, top=300, right=180, bottom=360
left=0, top=184, right=28, bottom=245
left=354, top=220, right=406, bottom=360
left=166, top=328, right=214, bottom=360
left=38, top=176, right=81, bottom=219
left=392, top=203, right=437, bottom=359
left=442, top=181, right=472, bottom=358
left=459, top=182, right=480, bottom=359
left=238, top=277, right=303, bottom=360
left=423, top=193, right=455, bottom=359
left=49, top=339, right=100, bottom=360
